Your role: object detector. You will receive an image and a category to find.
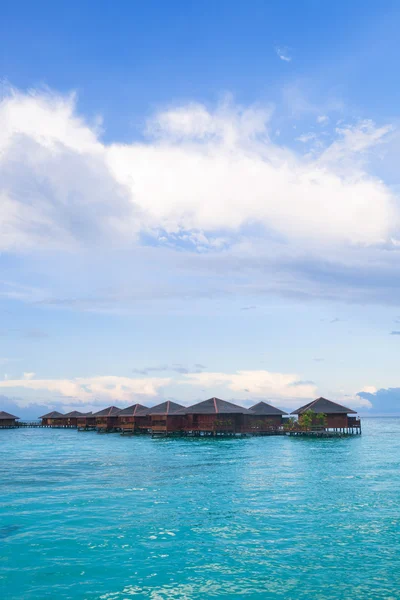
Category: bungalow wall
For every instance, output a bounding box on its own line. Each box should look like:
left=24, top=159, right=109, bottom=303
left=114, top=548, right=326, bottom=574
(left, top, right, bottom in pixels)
left=77, top=416, right=96, bottom=428
left=302, top=414, right=359, bottom=430
left=151, top=414, right=186, bottom=434
left=119, top=415, right=152, bottom=433
left=242, top=414, right=283, bottom=433
left=41, top=417, right=65, bottom=426
left=96, top=417, right=120, bottom=431
left=134, top=415, right=152, bottom=432
left=348, top=416, right=361, bottom=429
left=119, top=416, right=135, bottom=432
left=325, top=414, right=352, bottom=429
left=57, top=416, right=77, bottom=427
left=0, top=418, right=17, bottom=427
left=184, top=413, right=242, bottom=433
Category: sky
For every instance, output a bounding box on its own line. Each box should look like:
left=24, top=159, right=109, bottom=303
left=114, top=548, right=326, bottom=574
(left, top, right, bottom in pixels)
left=2, top=0, right=400, bottom=417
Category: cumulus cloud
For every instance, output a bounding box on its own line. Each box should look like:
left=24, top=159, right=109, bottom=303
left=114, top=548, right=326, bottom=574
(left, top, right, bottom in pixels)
left=0, top=86, right=400, bottom=312
left=337, top=393, right=372, bottom=410
left=181, top=369, right=318, bottom=406
left=0, top=375, right=170, bottom=404
left=357, top=387, right=400, bottom=414
left=0, top=368, right=375, bottom=413
left=1, top=86, right=397, bottom=252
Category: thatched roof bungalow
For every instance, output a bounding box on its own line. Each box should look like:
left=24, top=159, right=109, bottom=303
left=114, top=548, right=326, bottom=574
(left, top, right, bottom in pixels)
left=93, top=406, right=122, bottom=431
left=143, top=401, right=185, bottom=435
left=0, top=411, right=19, bottom=428
left=39, top=411, right=65, bottom=426
left=118, top=404, right=150, bottom=433
left=181, top=397, right=249, bottom=434
left=291, top=397, right=360, bottom=431
left=243, top=401, right=288, bottom=433
left=76, top=412, right=96, bottom=429
left=62, top=410, right=86, bottom=427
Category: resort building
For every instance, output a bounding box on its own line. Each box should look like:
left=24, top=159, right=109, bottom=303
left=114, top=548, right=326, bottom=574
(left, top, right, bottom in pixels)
left=118, top=404, right=150, bottom=433
left=243, top=401, right=288, bottom=433
left=93, top=406, right=122, bottom=431
left=0, top=411, right=19, bottom=428
left=62, top=411, right=86, bottom=427
left=4, top=396, right=360, bottom=437
left=76, top=412, right=96, bottom=430
left=291, top=397, right=361, bottom=433
left=180, top=397, right=249, bottom=435
left=39, top=411, right=65, bottom=426
left=144, top=401, right=186, bottom=435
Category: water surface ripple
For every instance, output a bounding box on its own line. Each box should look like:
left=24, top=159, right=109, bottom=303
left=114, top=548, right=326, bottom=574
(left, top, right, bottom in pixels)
left=1, top=419, right=399, bottom=599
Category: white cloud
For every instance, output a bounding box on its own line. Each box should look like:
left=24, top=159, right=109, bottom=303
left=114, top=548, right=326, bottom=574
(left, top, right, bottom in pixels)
left=0, top=368, right=375, bottom=412
left=23, top=372, right=35, bottom=380
left=0, top=375, right=170, bottom=404
left=296, top=132, right=318, bottom=143
left=317, top=115, right=329, bottom=124
left=319, top=120, right=393, bottom=169
left=361, top=385, right=377, bottom=394
left=0, top=87, right=397, bottom=252
left=0, top=86, right=400, bottom=312
left=0, top=88, right=100, bottom=153
left=181, top=369, right=317, bottom=406
left=339, top=394, right=373, bottom=409
left=275, top=46, right=292, bottom=62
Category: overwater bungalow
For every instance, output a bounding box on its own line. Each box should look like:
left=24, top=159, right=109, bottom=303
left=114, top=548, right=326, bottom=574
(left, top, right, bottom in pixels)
left=118, top=404, right=150, bottom=433
left=291, top=397, right=361, bottom=433
left=0, top=411, right=19, bottom=428
left=181, top=397, right=249, bottom=435
left=243, top=401, right=288, bottom=433
left=76, top=412, right=96, bottom=430
left=39, top=411, right=65, bottom=426
left=93, top=406, right=122, bottom=432
left=62, top=410, right=86, bottom=428
left=145, top=401, right=186, bottom=435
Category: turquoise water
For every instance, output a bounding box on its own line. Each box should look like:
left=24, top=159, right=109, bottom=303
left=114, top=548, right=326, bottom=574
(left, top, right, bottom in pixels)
left=0, top=420, right=399, bottom=599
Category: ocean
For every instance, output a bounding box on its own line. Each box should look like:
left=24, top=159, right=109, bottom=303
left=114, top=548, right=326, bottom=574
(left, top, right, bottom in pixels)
left=0, top=418, right=399, bottom=599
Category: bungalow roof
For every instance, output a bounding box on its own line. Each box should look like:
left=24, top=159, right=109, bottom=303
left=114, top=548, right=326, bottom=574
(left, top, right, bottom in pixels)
left=39, top=411, right=64, bottom=418
left=0, top=411, right=19, bottom=420
left=137, top=401, right=184, bottom=416
left=248, top=401, right=288, bottom=416
left=179, top=397, right=249, bottom=415
left=92, top=406, right=121, bottom=417
left=291, top=397, right=356, bottom=415
left=118, top=404, right=149, bottom=417
left=63, top=411, right=86, bottom=418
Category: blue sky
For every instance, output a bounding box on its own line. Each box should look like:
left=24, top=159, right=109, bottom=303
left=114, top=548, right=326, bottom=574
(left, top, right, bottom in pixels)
left=2, top=0, right=400, bottom=417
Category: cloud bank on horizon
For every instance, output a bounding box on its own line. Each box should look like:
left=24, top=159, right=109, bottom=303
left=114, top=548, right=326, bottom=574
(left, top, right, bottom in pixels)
left=0, top=370, right=372, bottom=415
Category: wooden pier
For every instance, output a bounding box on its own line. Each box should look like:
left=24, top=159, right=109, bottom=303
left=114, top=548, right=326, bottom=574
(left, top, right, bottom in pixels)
left=77, top=425, right=96, bottom=431
left=0, top=423, right=362, bottom=437
left=21, top=422, right=75, bottom=428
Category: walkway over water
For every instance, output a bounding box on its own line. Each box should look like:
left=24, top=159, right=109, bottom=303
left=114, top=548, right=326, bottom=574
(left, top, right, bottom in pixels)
left=0, top=423, right=361, bottom=436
